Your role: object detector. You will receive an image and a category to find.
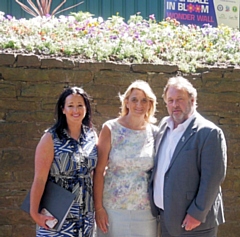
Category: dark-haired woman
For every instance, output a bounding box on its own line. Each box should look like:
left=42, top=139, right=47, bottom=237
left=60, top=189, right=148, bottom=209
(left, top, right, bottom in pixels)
left=29, top=87, right=97, bottom=237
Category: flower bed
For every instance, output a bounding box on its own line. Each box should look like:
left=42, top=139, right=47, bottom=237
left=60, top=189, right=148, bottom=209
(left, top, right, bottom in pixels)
left=0, top=11, right=240, bottom=72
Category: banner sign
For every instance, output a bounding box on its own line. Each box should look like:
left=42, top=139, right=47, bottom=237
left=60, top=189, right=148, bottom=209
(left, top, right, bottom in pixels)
left=164, top=0, right=239, bottom=28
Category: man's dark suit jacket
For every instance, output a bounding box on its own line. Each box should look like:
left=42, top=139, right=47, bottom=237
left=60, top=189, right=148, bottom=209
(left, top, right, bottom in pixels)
left=149, top=112, right=227, bottom=236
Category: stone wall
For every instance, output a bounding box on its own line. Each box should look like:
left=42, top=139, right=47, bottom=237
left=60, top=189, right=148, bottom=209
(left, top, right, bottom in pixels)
left=0, top=54, right=239, bottom=237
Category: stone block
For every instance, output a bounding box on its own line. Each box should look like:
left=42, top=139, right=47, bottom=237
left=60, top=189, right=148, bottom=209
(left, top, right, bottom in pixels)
left=96, top=104, right=120, bottom=117
left=0, top=53, right=16, bottom=66
left=12, top=224, right=35, bottom=237
left=202, top=70, right=223, bottom=81
left=132, top=63, right=179, bottom=73
left=0, top=225, right=12, bottom=237
left=218, top=224, right=240, bottom=237
left=66, top=70, right=93, bottom=84
left=84, top=84, right=120, bottom=100
left=0, top=149, right=34, bottom=172
left=62, top=58, right=78, bottom=68
left=16, top=54, right=41, bottom=67
left=79, top=61, right=131, bottom=72
left=216, top=81, right=240, bottom=93
left=0, top=112, right=5, bottom=121
left=147, top=72, right=170, bottom=89
left=41, top=58, right=63, bottom=68
left=94, top=70, right=146, bottom=86
left=0, top=83, right=17, bottom=97
left=0, top=99, right=37, bottom=111
left=224, top=70, right=240, bottom=79
left=0, top=67, right=48, bottom=82
left=21, top=83, right=66, bottom=97
left=219, top=117, right=240, bottom=125
left=6, top=111, right=54, bottom=123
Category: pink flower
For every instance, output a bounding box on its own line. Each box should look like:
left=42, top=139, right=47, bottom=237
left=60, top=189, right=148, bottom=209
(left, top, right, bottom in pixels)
left=149, top=14, right=155, bottom=21
left=195, top=5, right=201, bottom=13
left=187, top=4, right=195, bottom=13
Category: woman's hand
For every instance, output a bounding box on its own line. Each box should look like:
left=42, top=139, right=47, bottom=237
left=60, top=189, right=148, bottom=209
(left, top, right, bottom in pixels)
left=95, top=208, right=109, bottom=234
left=31, top=211, right=57, bottom=230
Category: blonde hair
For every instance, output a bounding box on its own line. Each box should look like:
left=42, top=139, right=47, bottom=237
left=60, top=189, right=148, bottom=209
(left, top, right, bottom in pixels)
left=119, top=80, right=157, bottom=123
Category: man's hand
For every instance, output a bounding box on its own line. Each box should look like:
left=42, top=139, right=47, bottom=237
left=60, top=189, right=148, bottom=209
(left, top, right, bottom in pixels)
left=181, top=214, right=201, bottom=231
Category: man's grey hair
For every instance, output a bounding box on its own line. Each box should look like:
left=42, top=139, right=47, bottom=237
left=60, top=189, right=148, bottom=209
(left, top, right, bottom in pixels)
left=163, top=76, right=198, bottom=109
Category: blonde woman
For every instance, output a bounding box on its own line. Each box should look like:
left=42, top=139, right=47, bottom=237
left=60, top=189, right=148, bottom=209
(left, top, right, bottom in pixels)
left=94, top=80, right=159, bottom=237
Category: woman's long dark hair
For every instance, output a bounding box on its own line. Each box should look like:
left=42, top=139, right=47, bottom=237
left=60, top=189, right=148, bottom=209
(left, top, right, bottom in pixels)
left=51, top=87, right=93, bottom=139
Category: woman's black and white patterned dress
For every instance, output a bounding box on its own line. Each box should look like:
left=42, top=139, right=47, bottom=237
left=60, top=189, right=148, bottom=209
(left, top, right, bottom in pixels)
left=36, top=125, right=97, bottom=237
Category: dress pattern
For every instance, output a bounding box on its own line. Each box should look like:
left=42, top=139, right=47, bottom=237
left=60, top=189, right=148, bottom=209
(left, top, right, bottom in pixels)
left=102, top=119, right=159, bottom=210
left=36, top=125, right=97, bottom=237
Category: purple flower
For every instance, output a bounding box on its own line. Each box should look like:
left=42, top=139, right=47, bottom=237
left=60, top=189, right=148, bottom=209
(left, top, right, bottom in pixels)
left=110, top=35, right=118, bottom=40
left=146, top=39, right=153, bottom=45
left=6, top=15, right=12, bottom=20
left=134, top=32, right=140, bottom=39
left=202, top=23, right=212, bottom=28
left=149, top=14, right=155, bottom=21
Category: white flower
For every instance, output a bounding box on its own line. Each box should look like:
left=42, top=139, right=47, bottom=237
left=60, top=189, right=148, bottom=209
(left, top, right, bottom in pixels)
left=0, top=11, right=240, bottom=72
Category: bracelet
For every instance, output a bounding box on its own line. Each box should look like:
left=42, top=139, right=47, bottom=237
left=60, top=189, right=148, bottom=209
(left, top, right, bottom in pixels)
left=95, top=207, right=104, bottom=212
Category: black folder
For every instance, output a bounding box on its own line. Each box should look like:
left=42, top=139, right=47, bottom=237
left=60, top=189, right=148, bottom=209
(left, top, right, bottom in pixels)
left=21, top=180, right=76, bottom=231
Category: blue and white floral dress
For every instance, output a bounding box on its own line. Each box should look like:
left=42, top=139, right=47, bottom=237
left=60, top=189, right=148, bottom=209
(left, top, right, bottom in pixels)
left=36, top=125, right=97, bottom=237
